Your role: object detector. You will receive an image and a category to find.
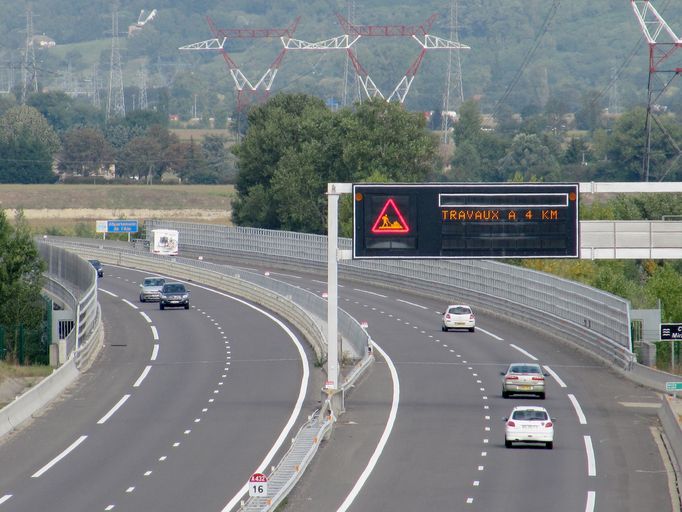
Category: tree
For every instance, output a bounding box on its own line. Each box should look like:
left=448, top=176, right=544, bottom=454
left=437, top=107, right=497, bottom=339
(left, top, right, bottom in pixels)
left=116, top=136, right=163, bottom=181
left=453, top=100, right=482, bottom=146
left=497, top=133, right=561, bottom=181
left=232, top=94, right=440, bottom=233
left=0, top=105, right=60, bottom=183
left=59, top=127, right=114, bottom=176
left=0, top=210, right=46, bottom=363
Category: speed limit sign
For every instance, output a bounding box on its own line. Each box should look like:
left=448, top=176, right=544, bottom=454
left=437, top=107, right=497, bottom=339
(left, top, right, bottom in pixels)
left=249, top=473, right=268, bottom=497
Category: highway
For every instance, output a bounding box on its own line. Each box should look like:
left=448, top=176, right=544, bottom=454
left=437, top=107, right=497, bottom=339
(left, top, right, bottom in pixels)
left=0, top=266, right=315, bottom=511
left=253, top=268, right=673, bottom=512
left=0, top=259, right=675, bottom=512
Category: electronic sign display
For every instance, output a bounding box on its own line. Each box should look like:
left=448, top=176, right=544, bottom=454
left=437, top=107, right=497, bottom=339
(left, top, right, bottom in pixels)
left=353, top=183, right=579, bottom=259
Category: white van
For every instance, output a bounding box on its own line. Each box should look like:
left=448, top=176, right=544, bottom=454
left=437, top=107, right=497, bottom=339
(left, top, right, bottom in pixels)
left=151, top=229, right=179, bottom=256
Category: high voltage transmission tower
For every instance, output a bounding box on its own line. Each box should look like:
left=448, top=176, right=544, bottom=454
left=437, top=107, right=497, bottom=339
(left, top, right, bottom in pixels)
left=631, top=0, right=682, bottom=181
left=440, top=0, right=465, bottom=144
left=342, top=0, right=359, bottom=107
left=21, top=6, right=38, bottom=104
left=107, top=5, right=126, bottom=120
left=179, top=12, right=469, bottom=110
left=137, top=67, right=148, bottom=111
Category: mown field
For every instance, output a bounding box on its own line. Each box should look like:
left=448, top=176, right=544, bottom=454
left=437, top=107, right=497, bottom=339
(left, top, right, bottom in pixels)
left=0, top=184, right=235, bottom=235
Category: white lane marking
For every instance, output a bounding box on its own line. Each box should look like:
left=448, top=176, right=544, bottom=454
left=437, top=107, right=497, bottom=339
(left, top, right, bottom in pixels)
left=103, top=266, right=310, bottom=512
left=150, top=326, right=159, bottom=340
left=105, top=505, right=114, bottom=511
left=353, top=288, right=387, bottom=298
left=584, top=435, right=596, bottom=476
left=466, top=497, right=474, bottom=503
left=32, top=435, right=88, bottom=478
left=122, top=299, right=139, bottom=310
left=335, top=340, right=399, bottom=512
left=99, top=289, right=118, bottom=298
left=0, top=495, right=12, bottom=505
left=543, top=365, right=567, bottom=388
left=140, top=312, right=152, bottom=323
left=396, top=299, right=428, bottom=309
left=619, top=402, right=661, bottom=409
left=509, top=344, right=538, bottom=360
left=126, top=487, right=135, bottom=493
left=215, top=295, right=309, bottom=512
left=133, top=366, right=152, bottom=388
left=476, top=327, right=504, bottom=340
left=568, top=394, right=587, bottom=424
left=151, top=344, right=159, bottom=361
left=144, top=471, right=152, bottom=476
left=97, top=395, right=131, bottom=424
left=585, top=491, right=596, bottom=512
left=313, top=279, right=342, bottom=287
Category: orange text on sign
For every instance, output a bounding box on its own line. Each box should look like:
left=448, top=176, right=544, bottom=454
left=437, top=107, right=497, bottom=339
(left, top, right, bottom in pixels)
left=441, top=209, right=560, bottom=221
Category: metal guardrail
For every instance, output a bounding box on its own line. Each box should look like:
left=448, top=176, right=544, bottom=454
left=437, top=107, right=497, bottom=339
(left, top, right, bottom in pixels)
left=146, top=220, right=635, bottom=370
left=239, top=409, right=333, bottom=512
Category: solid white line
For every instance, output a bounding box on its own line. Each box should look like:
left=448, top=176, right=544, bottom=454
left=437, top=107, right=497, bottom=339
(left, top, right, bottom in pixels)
left=568, top=394, right=587, bottom=424
left=353, top=288, right=387, bottom=298
left=133, top=366, right=152, bottom=388
left=150, top=326, right=159, bottom=341
left=122, top=299, right=139, bottom=310
left=585, top=491, right=596, bottom=512
left=584, top=435, right=596, bottom=476
left=509, top=344, right=538, bottom=360
left=476, top=327, right=504, bottom=340
left=140, top=312, right=152, bottom=323
left=97, top=394, right=131, bottom=425
left=0, top=495, right=11, bottom=505
left=211, top=291, right=309, bottom=512
left=543, top=365, right=567, bottom=387
left=151, top=344, right=159, bottom=361
left=336, top=340, right=399, bottom=512
left=396, top=299, right=428, bottom=309
left=32, top=435, right=88, bottom=478
left=98, top=289, right=118, bottom=298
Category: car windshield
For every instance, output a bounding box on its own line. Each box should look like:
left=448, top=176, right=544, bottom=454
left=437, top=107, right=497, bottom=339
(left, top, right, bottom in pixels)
left=512, top=409, right=548, bottom=421
left=89, top=260, right=101, bottom=266
left=509, top=365, right=541, bottom=374
left=144, top=278, right=164, bottom=286
left=164, top=284, right=185, bottom=293
left=448, top=306, right=471, bottom=315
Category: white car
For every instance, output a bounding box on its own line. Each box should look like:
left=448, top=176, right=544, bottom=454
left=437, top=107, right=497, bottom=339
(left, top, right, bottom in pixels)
left=504, top=405, right=554, bottom=449
left=441, top=304, right=475, bottom=332
left=139, top=276, right=166, bottom=302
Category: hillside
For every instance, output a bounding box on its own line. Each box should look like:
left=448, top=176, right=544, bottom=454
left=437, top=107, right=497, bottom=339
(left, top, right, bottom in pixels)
left=1, top=0, right=681, bottom=116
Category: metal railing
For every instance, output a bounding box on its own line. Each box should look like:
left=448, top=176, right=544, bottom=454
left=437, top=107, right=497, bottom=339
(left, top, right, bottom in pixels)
left=38, top=242, right=103, bottom=369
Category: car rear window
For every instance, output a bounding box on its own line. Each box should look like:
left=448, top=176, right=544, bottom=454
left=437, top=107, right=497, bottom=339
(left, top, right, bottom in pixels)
left=509, top=365, right=541, bottom=374
left=448, top=306, right=471, bottom=315
left=512, top=410, right=548, bottom=421
left=164, top=284, right=185, bottom=293
left=145, top=279, right=164, bottom=286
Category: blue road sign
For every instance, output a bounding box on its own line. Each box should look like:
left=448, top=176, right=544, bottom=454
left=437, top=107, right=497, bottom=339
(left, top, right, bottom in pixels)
left=107, top=220, right=138, bottom=233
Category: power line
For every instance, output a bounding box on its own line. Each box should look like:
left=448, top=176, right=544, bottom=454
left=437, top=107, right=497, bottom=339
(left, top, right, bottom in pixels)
left=491, top=0, right=561, bottom=119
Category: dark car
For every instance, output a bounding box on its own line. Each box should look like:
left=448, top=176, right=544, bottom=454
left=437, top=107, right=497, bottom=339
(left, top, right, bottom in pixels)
left=88, top=259, right=103, bottom=278
left=159, top=282, right=190, bottom=310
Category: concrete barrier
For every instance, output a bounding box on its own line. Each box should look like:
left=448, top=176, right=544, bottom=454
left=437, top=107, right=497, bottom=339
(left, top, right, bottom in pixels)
left=0, top=358, right=79, bottom=438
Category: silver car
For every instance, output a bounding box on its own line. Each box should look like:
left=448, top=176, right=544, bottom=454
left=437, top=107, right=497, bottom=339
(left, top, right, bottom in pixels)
left=501, top=363, right=548, bottom=399
left=139, top=277, right=166, bottom=302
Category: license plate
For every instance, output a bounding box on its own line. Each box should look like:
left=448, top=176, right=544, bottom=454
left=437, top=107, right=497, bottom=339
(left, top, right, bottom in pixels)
left=455, top=323, right=465, bottom=326
left=520, top=385, right=532, bottom=390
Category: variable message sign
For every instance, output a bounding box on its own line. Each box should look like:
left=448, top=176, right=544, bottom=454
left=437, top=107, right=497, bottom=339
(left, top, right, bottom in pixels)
left=353, top=183, right=579, bottom=259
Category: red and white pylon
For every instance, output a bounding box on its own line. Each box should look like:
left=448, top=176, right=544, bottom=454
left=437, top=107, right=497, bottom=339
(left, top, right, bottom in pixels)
left=179, top=17, right=301, bottom=111
left=631, top=0, right=682, bottom=180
